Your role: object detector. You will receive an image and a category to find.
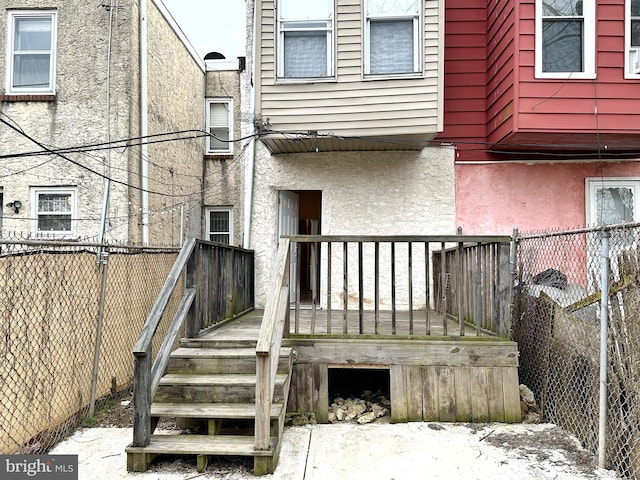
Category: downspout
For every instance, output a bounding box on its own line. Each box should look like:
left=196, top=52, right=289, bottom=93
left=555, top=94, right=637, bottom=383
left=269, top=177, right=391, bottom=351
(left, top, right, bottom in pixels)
left=242, top=0, right=257, bottom=249
left=140, top=0, right=149, bottom=244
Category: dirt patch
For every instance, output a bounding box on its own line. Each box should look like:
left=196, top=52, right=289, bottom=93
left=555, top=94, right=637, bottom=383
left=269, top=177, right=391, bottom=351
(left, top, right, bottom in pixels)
left=89, top=391, right=176, bottom=431
left=482, top=424, right=597, bottom=476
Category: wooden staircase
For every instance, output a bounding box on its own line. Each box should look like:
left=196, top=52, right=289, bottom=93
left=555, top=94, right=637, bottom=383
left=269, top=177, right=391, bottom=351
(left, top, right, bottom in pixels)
left=126, top=337, right=294, bottom=475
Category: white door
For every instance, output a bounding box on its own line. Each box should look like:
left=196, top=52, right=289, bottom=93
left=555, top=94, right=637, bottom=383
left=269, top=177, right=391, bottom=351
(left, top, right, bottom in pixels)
left=278, top=191, right=299, bottom=302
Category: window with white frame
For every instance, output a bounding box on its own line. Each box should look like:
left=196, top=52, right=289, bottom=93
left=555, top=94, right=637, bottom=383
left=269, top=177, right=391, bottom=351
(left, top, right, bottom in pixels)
left=7, top=11, right=57, bottom=94
left=626, top=0, right=640, bottom=76
left=277, top=0, right=334, bottom=79
left=365, top=0, right=421, bottom=76
left=206, top=99, right=233, bottom=154
left=32, top=188, right=76, bottom=235
left=206, top=207, right=233, bottom=244
left=535, top=0, right=595, bottom=78
left=586, top=178, right=640, bottom=226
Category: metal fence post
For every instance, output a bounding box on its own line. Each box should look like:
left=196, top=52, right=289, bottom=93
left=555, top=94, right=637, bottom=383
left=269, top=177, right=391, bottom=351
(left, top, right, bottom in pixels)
left=89, top=249, right=110, bottom=416
left=598, top=230, right=610, bottom=469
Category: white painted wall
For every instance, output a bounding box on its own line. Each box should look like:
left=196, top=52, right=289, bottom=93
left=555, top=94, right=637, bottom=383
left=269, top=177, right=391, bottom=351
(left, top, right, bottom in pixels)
left=249, top=143, right=456, bottom=308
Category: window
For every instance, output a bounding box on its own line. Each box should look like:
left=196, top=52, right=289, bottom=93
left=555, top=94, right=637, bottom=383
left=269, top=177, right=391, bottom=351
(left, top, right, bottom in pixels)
left=206, top=99, right=233, bottom=154
left=626, top=0, right=640, bottom=76
left=586, top=178, right=640, bottom=226
left=206, top=207, right=232, bottom=244
left=535, top=0, right=595, bottom=79
left=7, top=11, right=56, bottom=94
left=365, top=0, right=421, bottom=76
left=277, top=0, right=334, bottom=79
left=31, top=188, right=76, bottom=235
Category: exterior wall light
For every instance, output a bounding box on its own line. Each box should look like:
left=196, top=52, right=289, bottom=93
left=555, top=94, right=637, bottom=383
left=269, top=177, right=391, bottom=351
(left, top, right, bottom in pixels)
left=6, top=200, right=22, bottom=214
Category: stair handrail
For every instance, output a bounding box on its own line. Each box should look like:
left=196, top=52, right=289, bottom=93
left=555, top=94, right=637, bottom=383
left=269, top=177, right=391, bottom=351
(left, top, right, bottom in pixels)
left=132, top=238, right=198, bottom=447
left=255, top=238, right=291, bottom=451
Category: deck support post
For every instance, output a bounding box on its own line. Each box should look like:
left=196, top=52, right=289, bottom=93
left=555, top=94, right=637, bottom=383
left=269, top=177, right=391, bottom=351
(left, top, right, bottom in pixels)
left=132, top=346, right=152, bottom=447
left=496, top=242, right=512, bottom=338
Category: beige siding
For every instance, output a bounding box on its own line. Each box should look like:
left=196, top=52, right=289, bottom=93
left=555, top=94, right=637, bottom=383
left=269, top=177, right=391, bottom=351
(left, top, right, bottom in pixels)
left=256, top=0, right=443, bottom=140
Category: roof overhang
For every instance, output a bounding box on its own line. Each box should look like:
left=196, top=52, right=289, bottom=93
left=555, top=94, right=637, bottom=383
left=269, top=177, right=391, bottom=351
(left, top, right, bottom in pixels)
left=259, top=132, right=436, bottom=154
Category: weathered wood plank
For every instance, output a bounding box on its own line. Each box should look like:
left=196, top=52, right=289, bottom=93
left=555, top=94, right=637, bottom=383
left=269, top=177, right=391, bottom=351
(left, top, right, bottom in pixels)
left=487, top=367, right=506, bottom=422
left=390, top=365, right=408, bottom=423
left=422, top=366, right=439, bottom=421
left=132, top=347, right=152, bottom=447
left=470, top=367, right=489, bottom=422
left=303, top=364, right=316, bottom=412
left=437, top=366, right=457, bottom=422
left=290, top=340, right=520, bottom=368
left=502, top=367, right=522, bottom=423
left=314, top=364, right=329, bottom=423
left=454, top=367, right=473, bottom=422
left=407, top=366, right=423, bottom=422
left=292, top=364, right=313, bottom=412
left=126, top=434, right=277, bottom=456
left=150, top=402, right=284, bottom=419
left=497, top=243, right=512, bottom=338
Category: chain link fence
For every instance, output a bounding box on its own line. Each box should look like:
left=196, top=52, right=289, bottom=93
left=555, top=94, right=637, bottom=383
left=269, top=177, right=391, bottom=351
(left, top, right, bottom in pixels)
left=514, top=223, right=640, bottom=479
left=0, top=238, right=180, bottom=454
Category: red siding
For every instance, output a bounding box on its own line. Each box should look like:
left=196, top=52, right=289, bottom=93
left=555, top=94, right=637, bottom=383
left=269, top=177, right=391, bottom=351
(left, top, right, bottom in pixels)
left=436, top=1, right=488, bottom=161
left=509, top=0, right=640, bottom=149
left=437, top=0, right=640, bottom=160
left=486, top=0, right=517, bottom=143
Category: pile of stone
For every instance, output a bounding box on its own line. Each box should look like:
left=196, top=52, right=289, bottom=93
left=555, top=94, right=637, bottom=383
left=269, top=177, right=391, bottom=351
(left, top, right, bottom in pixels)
left=328, top=390, right=390, bottom=424
left=520, top=384, right=541, bottom=423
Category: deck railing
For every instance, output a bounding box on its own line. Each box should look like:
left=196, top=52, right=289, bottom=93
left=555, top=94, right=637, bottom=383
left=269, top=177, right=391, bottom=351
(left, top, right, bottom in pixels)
left=255, top=238, right=290, bottom=458
left=284, top=235, right=513, bottom=338
left=131, top=239, right=254, bottom=447
left=433, top=237, right=514, bottom=338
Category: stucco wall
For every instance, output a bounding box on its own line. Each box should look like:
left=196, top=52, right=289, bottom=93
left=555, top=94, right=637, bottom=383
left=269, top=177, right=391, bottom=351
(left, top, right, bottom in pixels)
left=203, top=66, right=246, bottom=246
left=0, top=0, right=205, bottom=245
left=144, top=0, right=205, bottom=245
left=0, top=1, right=135, bottom=240
left=455, top=161, right=640, bottom=235
left=250, top=144, right=456, bottom=308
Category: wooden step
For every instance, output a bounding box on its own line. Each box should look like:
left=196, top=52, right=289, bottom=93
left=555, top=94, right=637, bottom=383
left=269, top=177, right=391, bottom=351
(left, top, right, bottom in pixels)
left=167, top=347, right=292, bottom=375
left=150, top=402, right=284, bottom=420
left=127, top=434, right=277, bottom=456
left=154, top=373, right=288, bottom=403
left=180, top=338, right=258, bottom=349
left=126, top=434, right=278, bottom=472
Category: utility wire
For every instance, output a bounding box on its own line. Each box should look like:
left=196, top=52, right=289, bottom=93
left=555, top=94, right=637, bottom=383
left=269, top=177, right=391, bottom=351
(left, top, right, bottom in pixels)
left=0, top=117, right=221, bottom=198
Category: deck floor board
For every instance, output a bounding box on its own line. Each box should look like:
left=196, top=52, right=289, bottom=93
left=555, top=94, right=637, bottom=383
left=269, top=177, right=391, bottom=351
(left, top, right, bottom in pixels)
left=199, top=308, right=494, bottom=340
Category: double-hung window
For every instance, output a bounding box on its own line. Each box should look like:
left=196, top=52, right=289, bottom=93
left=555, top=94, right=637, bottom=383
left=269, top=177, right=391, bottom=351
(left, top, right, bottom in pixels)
left=206, top=99, right=233, bottom=154
left=277, top=0, right=334, bottom=79
left=32, top=188, right=76, bottom=236
left=205, top=207, right=232, bottom=244
left=626, top=0, right=640, bottom=76
left=365, top=0, right=421, bottom=76
left=535, top=0, right=595, bottom=78
left=7, top=11, right=57, bottom=94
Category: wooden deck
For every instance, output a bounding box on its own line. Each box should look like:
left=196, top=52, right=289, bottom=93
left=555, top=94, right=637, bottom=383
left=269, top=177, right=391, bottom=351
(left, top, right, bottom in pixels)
left=195, top=308, right=521, bottom=425
left=198, top=307, right=493, bottom=340
left=129, top=235, right=517, bottom=476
